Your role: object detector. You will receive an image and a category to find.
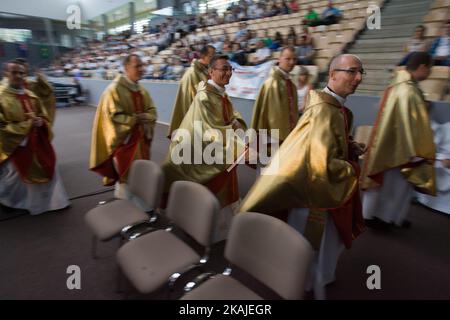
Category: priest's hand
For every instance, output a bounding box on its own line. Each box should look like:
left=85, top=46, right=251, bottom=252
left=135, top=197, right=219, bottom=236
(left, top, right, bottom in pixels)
left=32, top=117, right=44, bottom=127
left=442, top=159, right=450, bottom=168
left=25, top=112, right=36, bottom=120
left=136, top=113, right=150, bottom=124
left=231, top=119, right=243, bottom=130
left=351, top=141, right=367, bottom=156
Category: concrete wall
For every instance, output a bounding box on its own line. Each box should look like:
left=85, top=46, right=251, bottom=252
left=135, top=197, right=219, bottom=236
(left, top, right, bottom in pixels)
left=52, top=77, right=450, bottom=128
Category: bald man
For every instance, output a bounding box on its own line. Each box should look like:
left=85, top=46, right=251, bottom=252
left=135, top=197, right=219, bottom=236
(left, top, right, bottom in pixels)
left=361, top=52, right=436, bottom=227
left=240, top=54, right=366, bottom=299
left=168, top=45, right=216, bottom=138
left=250, top=47, right=298, bottom=171
left=90, top=54, right=157, bottom=199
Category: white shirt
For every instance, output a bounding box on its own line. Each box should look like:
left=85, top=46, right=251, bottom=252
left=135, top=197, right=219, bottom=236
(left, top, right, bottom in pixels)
left=323, top=86, right=346, bottom=106
left=207, top=79, right=225, bottom=97
left=124, top=76, right=140, bottom=92
left=297, top=85, right=309, bottom=111
left=435, top=37, right=449, bottom=57
left=278, top=67, right=291, bottom=80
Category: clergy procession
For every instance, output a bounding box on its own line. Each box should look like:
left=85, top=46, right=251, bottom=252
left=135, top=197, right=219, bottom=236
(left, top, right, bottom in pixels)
left=1, top=0, right=450, bottom=301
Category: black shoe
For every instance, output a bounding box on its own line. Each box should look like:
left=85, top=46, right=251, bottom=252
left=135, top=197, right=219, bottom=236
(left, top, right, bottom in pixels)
left=400, top=220, right=412, bottom=229
left=0, top=203, right=16, bottom=213
left=364, top=218, right=390, bottom=230
left=390, top=219, right=412, bottom=229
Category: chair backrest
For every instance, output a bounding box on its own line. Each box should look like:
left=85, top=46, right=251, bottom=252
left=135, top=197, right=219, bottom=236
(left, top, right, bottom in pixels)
left=225, top=212, right=313, bottom=300
left=128, top=160, right=164, bottom=210
left=166, top=181, right=220, bottom=247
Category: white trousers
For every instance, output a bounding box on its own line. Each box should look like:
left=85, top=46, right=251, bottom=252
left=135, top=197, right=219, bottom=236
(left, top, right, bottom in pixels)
left=416, top=163, right=450, bottom=214
left=288, top=208, right=344, bottom=300
left=211, top=200, right=241, bottom=244
left=0, top=161, right=70, bottom=215
left=362, top=168, right=413, bottom=226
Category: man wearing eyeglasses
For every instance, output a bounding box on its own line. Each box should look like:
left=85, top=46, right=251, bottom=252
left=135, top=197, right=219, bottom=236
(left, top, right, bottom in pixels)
left=168, top=45, right=216, bottom=138
left=241, top=54, right=366, bottom=299
left=361, top=52, right=436, bottom=228
left=251, top=46, right=298, bottom=169
left=0, top=60, right=70, bottom=215
left=163, top=55, right=247, bottom=242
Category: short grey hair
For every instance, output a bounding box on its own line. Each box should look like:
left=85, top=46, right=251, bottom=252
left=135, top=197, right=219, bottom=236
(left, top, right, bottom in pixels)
left=329, top=54, right=362, bottom=72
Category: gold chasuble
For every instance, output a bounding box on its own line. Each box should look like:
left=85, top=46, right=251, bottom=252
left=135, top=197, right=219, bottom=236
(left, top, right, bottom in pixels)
left=240, top=90, right=365, bottom=249
left=361, top=70, right=436, bottom=195
left=89, top=75, right=157, bottom=186
left=168, top=59, right=209, bottom=137
left=2, top=76, right=56, bottom=126
left=26, top=75, right=56, bottom=126
left=163, top=81, right=247, bottom=208
left=0, top=86, right=55, bottom=184
left=250, top=66, right=298, bottom=144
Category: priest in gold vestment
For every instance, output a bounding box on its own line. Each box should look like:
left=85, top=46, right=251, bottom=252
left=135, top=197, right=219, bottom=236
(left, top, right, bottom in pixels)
left=90, top=54, right=157, bottom=199
left=163, top=55, right=247, bottom=242
left=250, top=47, right=298, bottom=168
left=0, top=60, right=69, bottom=215
left=2, top=58, right=56, bottom=126
left=240, top=54, right=366, bottom=299
left=168, top=45, right=216, bottom=138
left=361, top=52, right=436, bottom=227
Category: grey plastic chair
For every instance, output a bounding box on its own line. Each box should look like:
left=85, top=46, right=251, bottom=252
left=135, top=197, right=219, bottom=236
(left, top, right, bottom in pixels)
left=116, top=180, right=220, bottom=295
left=181, top=212, right=313, bottom=300
left=85, top=160, right=164, bottom=258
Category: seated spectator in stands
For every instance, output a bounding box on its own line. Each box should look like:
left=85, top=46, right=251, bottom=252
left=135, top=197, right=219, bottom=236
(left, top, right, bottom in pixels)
left=295, top=34, right=315, bottom=65
left=269, top=32, right=284, bottom=50
left=247, top=1, right=259, bottom=19
left=262, top=30, right=273, bottom=48
left=267, top=3, right=281, bottom=17
left=288, top=0, right=299, bottom=13
left=296, top=66, right=313, bottom=114
left=429, top=21, right=450, bottom=66
left=287, top=27, right=297, bottom=44
left=235, top=22, right=249, bottom=43
left=222, top=41, right=233, bottom=58
left=72, top=77, right=85, bottom=104
left=321, top=1, right=342, bottom=25
left=237, top=7, right=247, bottom=21
left=230, top=43, right=247, bottom=65
left=212, top=36, right=225, bottom=53
left=279, top=1, right=290, bottom=15
left=398, top=25, right=430, bottom=66
left=254, top=40, right=272, bottom=64
left=255, top=2, right=265, bottom=18
left=144, top=62, right=154, bottom=79
left=246, top=30, right=260, bottom=51
left=188, top=45, right=200, bottom=62
left=164, top=58, right=185, bottom=80
left=304, top=6, right=320, bottom=26
left=299, top=26, right=313, bottom=45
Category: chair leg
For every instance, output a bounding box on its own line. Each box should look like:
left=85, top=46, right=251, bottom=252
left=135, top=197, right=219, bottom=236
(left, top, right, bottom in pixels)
left=116, top=264, right=125, bottom=294
left=91, top=235, right=98, bottom=259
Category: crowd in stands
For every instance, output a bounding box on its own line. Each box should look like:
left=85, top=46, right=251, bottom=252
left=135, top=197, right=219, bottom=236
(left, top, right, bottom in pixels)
left=46, top=1, right=352, bottom=81
left=46, top=0, right=448, bottom=84
left=400, top=21, right=450, bottom=67
left=47, top=23, right=317, bottom=80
